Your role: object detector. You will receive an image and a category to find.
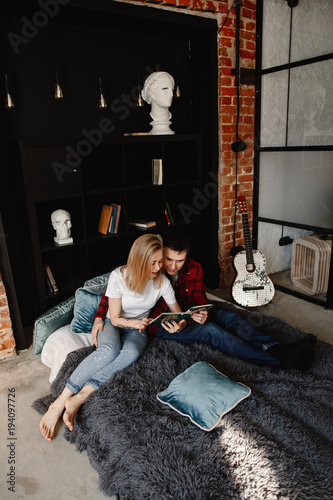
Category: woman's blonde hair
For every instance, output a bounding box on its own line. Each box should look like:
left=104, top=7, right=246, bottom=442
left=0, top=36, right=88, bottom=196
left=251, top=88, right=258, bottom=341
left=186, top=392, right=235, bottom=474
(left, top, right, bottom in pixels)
left=122, top=234, right=163, bottom=294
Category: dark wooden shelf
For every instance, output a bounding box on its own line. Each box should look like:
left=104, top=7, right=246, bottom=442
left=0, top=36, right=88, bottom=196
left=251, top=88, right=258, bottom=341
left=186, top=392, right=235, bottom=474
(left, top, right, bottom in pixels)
left=20, top=134, right=210, bottom=314
left=40, top=239, right=86, bottom=253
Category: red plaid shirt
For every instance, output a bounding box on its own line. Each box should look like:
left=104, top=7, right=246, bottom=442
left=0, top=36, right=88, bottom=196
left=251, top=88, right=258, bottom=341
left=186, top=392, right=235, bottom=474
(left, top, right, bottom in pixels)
left=94, top=258, right=210, bottom=336
left=147, top=258, right=210, bottom=335
left=94, top=292, right=109, bottom=321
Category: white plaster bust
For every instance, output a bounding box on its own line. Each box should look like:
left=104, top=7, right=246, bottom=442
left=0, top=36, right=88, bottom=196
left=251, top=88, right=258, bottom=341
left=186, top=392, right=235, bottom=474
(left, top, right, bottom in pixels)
left=51, top=209, right=73, bottom=245
left=142, top=71, right=175, bottom=135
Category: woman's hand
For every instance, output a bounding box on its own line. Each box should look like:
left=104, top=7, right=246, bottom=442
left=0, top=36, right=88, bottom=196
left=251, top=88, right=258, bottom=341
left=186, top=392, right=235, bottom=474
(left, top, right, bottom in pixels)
left=92, top=317, right=104, bottom=348
left=161, top=319, right=187, bottom=333
left=190, top=309, right=208, bottom=325
left=120, top=317, right=151, bottom=332
left=137, top=317, right=151, bottom=332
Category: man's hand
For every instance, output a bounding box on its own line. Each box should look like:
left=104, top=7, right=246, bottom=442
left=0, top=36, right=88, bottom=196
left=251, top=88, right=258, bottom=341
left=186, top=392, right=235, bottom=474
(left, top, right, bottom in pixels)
left=191, top=309, right=208, bottom=324
left=161, top=319, right=187, bottom=333
left=92, top=317, right=104, bottom=347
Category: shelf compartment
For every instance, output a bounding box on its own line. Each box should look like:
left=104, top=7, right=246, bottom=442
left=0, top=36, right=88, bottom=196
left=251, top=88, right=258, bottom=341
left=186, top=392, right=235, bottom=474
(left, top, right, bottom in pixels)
left=164, top=183, right=199, bottom=225
left=81, top=143, right=124, bottom=192
left=27, top=146, right=82, bottom=201
left=163, top=139, right=199, bottom=184
left=41, top=238, right=86, bottom=253
left=84, top=192, right=126, bottom=240
left=42, top=245, right=87, bottom=298
left=124, top=141, right=162, bottom=189
left=126, top=187, right=165, bottom=225
left=35, top=198, right=85, bottom=249
left=87, top=238, right=129, bottom=278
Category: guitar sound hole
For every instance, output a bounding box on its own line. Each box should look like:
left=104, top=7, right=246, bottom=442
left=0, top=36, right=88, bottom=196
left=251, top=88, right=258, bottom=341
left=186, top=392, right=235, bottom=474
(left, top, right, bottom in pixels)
left=246, top=264, right=256, bottom=273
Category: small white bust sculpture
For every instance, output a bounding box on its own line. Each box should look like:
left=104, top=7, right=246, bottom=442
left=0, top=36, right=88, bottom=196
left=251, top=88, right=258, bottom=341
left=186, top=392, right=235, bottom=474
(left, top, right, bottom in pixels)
left=142, top=71, right=175, bottom=135
left=51, top=209, right=73, bottom=245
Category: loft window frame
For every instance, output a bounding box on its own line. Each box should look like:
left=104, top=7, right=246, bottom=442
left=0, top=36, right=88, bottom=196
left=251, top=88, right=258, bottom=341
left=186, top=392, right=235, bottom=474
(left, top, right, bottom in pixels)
left=254, top=0, right=333, bottom=308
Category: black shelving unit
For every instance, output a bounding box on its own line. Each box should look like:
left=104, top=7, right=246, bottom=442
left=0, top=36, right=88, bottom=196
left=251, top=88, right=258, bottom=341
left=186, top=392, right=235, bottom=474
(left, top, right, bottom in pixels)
left=1, top=1, right=219, bottom=344
left=20, top=134, right=205, bottom=314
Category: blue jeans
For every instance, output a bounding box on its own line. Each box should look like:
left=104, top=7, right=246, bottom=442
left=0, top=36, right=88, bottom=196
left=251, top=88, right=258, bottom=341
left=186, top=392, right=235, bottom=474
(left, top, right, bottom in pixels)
left=66, top=319, right=148, bottom=393
left=156, top=309, right=280, bottom=367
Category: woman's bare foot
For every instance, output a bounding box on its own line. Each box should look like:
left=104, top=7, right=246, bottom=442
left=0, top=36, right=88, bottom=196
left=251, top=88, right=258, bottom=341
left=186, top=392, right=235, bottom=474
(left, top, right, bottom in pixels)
left=39, top=388, right=73, bottom=441
left=63, top=385, right=95, bottom=432
left=39, top=402, right=64, bottom=441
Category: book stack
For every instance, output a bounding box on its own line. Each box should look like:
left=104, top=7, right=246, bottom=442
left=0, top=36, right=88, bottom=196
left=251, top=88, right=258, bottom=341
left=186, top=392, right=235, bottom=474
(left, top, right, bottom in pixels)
left=97, top=204, right=121, bottom=235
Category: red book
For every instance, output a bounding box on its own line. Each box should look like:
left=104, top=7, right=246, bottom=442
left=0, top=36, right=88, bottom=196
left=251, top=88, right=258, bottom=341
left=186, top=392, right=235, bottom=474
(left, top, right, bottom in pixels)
left=165, top=208, right=171, bottom=225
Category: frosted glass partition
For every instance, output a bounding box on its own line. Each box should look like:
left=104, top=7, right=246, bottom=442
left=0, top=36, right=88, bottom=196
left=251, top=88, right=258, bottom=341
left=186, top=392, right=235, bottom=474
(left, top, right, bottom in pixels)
left=260, top=71, right=288, bottom=147
left=259, top=151, right=333, bottom=230
left=288, top=60, right=333, bottom=147
left=262, top=0, right=290, bottom=69
left=258, top=221, right=312, bottom=275
left=291, top=0, right=333, bottom=62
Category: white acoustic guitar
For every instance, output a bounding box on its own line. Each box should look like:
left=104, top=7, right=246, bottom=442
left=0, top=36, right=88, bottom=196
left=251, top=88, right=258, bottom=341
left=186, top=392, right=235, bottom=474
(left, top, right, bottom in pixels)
left=232, top=196, right=275, bottom=307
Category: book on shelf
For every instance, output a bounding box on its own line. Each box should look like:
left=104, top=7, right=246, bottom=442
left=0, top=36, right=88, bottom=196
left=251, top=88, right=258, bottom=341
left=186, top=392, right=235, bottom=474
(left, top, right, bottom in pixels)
left=148, top=304, right=214, bottom=326
left=44, top=270, right=54, bottom=294
left=98, top=205, right=113, bottom=235
left=165, top=201, right=174, bottom=224
left=129, top=220, right=156, bottom=229
left=108, top=210, right=114, bottom=234
left=109, top=203, right=121, bottom=234
left=43, top=264, right=58, bottom=294
left=164, top=207, right=171, bottom=225
left=152, top=159, right=163, bottom=185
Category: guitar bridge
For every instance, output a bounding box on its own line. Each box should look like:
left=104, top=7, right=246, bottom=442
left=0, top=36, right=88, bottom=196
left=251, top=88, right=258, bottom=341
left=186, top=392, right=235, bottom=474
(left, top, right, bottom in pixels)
left=243, top=286, right=265, bottom=291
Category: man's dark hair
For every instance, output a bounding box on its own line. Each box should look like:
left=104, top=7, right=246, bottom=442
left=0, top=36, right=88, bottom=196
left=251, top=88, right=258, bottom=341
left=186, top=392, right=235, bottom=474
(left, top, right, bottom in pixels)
left=163, top=229, right=190, bottom=254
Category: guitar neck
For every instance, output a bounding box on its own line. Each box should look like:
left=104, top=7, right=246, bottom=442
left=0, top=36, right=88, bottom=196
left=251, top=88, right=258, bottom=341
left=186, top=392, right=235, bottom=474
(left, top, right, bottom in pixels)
left=242, top=213, right=254, bottom=266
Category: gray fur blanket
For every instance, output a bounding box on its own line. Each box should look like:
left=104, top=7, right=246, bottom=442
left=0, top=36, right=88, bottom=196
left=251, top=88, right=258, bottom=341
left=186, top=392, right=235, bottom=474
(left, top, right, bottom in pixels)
left=33, top=301, right=333, bottom=500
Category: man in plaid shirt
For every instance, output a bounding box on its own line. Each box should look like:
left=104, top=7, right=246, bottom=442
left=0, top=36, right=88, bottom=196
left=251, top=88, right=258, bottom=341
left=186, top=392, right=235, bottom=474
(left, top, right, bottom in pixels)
left=93, top=236, right=207, bottom=331
left=94, top=230, right=316, bottom=370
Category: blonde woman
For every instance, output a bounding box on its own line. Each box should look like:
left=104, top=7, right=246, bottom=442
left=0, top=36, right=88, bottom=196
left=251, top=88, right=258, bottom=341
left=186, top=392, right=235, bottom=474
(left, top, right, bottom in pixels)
left=40, top=234, right=184, bottom=441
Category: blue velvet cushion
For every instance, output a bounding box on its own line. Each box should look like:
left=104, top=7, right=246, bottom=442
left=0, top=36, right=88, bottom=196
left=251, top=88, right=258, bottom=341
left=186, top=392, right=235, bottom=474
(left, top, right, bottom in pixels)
left=70, top=289, right=103, bottom=334
left=83, top=272, right=110, bottom=295
left=157, top=361, right=251, bottom=431
left=32, top=296, right=75, bottom=354
left=70, top=272, right=110, bottom=334
left=33, top=273, right=111, bottom=353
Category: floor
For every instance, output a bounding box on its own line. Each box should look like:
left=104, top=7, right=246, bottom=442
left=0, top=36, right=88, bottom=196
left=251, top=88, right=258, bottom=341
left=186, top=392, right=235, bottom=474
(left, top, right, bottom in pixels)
left=206, top=288, right=333, bottom=345
left=0, top=289, right=332, bottom=500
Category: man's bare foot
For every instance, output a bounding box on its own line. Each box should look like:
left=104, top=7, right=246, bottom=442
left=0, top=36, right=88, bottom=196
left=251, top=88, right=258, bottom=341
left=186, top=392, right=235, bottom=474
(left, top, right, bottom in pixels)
left=39, top=402, right=64, bottom=441
left=63, top=385, right=95, bottom=432
left=63, top=396, right=80, bottom=431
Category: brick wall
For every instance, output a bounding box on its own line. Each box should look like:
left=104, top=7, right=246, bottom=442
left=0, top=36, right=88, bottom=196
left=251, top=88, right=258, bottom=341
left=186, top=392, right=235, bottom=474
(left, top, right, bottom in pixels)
left=0, top=272, right=16, bottom=360
left=217, top=0, right=256, bottom=287
left=120, top=0, right=256, bottom=287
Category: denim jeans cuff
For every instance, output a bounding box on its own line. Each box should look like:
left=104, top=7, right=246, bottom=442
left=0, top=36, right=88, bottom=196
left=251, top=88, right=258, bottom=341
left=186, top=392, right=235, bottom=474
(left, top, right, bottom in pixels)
left=66, top=379, right=82, bottom=395
left=87, top=378, right=101, bottom=391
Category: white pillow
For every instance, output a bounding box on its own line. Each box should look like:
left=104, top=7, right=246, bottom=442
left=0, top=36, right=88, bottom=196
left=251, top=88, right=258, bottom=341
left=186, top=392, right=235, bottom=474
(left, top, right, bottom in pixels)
left=41, top=325, right=93, bottom=383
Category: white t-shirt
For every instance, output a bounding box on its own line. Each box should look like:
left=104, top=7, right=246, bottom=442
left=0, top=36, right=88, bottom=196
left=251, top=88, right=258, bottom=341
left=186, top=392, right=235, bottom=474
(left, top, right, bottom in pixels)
left=105, top=267, right=176, bottom=320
